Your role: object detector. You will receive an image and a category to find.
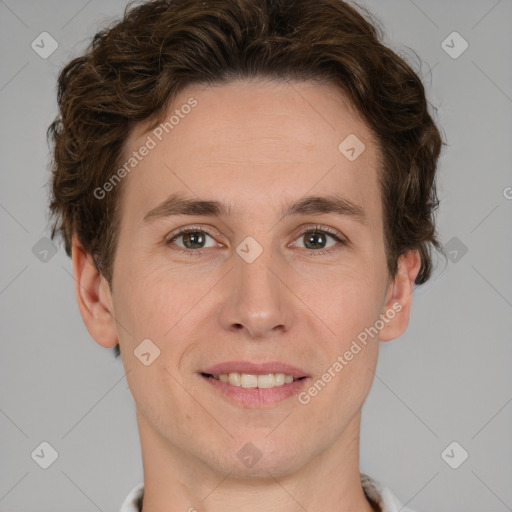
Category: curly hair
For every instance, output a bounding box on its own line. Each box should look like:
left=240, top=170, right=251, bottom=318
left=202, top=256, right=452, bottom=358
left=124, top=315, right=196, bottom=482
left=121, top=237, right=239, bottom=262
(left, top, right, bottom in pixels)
left=47, top=0, right=444, bottom=358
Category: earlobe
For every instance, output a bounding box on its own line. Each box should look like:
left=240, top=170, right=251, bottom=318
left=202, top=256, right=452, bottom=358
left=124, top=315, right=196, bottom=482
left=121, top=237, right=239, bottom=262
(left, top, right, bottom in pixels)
left=71, top=235, right=118, bottom=348
left=379, top=249, right=421, bottom=342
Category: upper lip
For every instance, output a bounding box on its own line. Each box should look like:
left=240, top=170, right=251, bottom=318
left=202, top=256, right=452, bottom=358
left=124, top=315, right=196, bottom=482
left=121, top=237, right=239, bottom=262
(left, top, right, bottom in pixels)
left=201, top=360, right=309, bottom=378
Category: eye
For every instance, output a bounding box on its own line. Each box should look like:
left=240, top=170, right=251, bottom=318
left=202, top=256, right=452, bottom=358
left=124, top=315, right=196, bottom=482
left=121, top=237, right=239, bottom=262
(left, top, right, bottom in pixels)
left=291, top=225, right=346, bottom=255
left=165, top=226, right=219, bottom=252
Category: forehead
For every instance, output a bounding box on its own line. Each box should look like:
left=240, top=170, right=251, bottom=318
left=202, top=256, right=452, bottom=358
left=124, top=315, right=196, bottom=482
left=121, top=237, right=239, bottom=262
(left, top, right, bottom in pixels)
left=118, top=79, right=381, bottom=227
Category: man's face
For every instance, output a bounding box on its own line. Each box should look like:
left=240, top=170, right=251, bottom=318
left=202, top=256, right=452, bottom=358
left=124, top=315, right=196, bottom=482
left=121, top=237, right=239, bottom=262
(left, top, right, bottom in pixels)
left=108, top=79, right=397, bottom=476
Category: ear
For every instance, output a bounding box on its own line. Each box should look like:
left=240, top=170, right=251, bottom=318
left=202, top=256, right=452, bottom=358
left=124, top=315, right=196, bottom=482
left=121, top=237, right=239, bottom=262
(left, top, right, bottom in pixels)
left=71, top=235, right=118, bottom=348
left=379, top=249, right=421, bottom=342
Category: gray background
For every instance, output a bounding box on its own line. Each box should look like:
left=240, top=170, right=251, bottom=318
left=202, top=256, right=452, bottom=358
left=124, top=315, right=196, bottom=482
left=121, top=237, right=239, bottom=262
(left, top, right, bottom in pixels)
left=1, top=0, right=511, bottom=510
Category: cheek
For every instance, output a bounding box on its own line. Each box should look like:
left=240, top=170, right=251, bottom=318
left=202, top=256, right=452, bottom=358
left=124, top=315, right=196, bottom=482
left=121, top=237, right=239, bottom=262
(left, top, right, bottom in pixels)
left=115, top=268, right=198, bottom=429
left=110, top=253, right=181, bottom=361
left=115, top=272, right=187, bottom=340
left=300, top=342, right=378, bottom=438
left=297, top=266, right=383, bottom=414
left=295, top=258, right=386, bottom=346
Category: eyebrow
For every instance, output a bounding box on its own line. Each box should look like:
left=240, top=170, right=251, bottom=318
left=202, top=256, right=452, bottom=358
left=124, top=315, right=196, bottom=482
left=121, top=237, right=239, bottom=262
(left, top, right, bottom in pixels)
left=143, top=192, right=367, bottom=225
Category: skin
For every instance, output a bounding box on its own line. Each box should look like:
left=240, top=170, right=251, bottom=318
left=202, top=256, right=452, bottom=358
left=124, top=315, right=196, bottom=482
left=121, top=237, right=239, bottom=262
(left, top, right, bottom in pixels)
left=72, top=78, right=420, bottom=512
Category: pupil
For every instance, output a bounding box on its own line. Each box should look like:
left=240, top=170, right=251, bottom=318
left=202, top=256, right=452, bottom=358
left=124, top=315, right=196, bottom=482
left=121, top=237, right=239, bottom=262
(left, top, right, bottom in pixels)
left=305, top=231, right=325, bottom=249
left=184, top=232, right=204, bottom=249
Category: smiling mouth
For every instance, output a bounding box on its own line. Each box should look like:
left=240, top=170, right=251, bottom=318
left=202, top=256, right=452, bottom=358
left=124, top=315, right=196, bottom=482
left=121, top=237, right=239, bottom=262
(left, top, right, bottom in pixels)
left=201, top=372, right=307, bottom=389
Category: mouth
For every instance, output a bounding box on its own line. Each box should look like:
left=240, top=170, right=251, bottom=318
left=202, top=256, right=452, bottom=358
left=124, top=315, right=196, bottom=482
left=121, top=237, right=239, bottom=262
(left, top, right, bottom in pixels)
left=201, top=372, right=307, bottom=389
left=198, top=361, right=310, bottom=408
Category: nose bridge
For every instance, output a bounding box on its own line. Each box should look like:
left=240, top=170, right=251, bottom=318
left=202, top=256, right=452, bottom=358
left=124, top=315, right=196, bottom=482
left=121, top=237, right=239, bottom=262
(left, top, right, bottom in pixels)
left=221, top=238, right=291, bottom=336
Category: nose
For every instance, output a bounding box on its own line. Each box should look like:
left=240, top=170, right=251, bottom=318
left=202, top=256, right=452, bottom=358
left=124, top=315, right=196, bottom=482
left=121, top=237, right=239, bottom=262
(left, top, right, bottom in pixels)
left=217, top=243, right=293, bottom=340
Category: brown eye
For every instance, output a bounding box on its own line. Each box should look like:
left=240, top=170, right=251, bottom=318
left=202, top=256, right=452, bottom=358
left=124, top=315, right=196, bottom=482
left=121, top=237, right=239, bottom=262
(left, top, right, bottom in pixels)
left=166, top=229, right=217, bottom=250
left=301, top=230, right=331, bottom=250
left=292, top=226, right=346, bottom=255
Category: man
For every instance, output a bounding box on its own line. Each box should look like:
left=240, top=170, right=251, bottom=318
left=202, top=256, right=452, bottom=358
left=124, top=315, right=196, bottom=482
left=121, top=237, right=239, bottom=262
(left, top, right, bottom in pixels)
left=47, top=0, right=443, bottom=510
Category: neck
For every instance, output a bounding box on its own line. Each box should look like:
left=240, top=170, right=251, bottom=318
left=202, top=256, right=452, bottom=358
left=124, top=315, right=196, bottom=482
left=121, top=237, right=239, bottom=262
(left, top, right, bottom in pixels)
left=137, top=410, right=377, bottom=512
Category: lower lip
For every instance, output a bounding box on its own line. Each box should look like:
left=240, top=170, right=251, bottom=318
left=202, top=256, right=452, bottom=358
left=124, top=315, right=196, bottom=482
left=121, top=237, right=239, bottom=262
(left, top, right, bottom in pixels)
left=200, top=374, right=310, bottom=408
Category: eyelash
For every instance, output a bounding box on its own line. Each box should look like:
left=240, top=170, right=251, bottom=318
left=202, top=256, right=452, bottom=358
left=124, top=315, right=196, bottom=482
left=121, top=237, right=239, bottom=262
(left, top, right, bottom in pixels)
left=164, top=224, right=347, bottom=257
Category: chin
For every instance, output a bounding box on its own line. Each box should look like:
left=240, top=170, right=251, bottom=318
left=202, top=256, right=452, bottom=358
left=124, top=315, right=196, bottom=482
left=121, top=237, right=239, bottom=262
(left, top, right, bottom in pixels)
left=205, top=434, right=310, bottom=479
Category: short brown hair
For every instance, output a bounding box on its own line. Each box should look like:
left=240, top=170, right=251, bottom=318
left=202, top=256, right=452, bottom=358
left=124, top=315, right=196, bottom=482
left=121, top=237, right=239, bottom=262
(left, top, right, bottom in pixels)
left=47, top=0, right=444, bottom=357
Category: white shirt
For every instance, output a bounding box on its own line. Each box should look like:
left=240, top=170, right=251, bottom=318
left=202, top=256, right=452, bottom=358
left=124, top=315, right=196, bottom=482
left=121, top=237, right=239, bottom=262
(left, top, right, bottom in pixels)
left=119, top=473, right=418, bottom=512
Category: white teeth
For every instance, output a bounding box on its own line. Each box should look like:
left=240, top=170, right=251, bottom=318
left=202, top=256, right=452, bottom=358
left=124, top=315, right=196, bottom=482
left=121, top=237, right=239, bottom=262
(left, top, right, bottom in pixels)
left=273, top=373, right=285, bottom=386
left=212, top=372, right=299, bottom=388
left=257, top=374, right=275, bottom=388
left=228, top=373, right=241, bottom=386
left=240, top=374, right=258, bottom=388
